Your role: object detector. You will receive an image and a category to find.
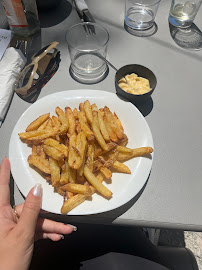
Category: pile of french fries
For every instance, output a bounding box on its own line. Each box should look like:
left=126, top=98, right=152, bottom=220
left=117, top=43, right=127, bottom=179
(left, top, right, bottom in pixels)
left=18, top=100, right=153, bottom=214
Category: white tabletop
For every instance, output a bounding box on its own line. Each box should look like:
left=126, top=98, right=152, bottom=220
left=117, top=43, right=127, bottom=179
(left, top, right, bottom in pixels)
left=1, top=0, right=202, bottom=230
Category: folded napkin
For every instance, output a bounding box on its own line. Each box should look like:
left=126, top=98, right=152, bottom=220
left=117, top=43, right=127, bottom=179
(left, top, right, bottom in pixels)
left=0, top=47, right=26, bottom=126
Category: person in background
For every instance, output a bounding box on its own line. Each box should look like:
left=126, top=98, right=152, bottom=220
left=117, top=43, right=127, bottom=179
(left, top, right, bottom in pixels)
left=0, top=157, right=76, bottom=270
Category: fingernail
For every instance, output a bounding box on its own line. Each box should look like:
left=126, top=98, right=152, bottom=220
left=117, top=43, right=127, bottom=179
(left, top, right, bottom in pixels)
left=33, top=183, right=42, bottom=197
left=60, top=234, right=65, bottom=240
left=68, top=224, right=77, bottom=231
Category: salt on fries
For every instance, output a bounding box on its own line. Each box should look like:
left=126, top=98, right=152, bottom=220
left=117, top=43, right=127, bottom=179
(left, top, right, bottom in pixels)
left=18, top=101, right=153, bottom=214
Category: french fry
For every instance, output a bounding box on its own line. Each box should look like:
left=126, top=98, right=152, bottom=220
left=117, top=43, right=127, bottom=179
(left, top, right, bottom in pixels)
left=56, top=107, right=68, bottom=134
left=114, top=112, right=124, bottom=131
left=117, top=145, right=132, bottom=153
left=60, top=158, right=69, bottom=185
left=44, top=138, right=68, bottom=157
left=79, top=102, right=84, bottom=111
left=86, top=143, right=94, bottom=171
left=84, top=165, right=112, bottom=198
left=26, top=113, right=50, bottom=132
left=62, top=183, right=91, bottom=195
left=45, top=118, right=54, bottom=131
left=19, top=130, right=48, bottom=140
left=94, top=142, right=117, bottom=158
left=112, top=161, right=131, bottom=174
left=43, top=145, right=65, bottom=161
left=78, top=111, right=94, bottom=141
left=94, top=160, right=112, bottom=179
left=84, top=100, right=93, bottom=124
left=66, top=191, right=74, bottom=199
left=65, top=107, right=76, bottom=135
left=32, top=145, right=37, bottom=156
left=73, top=131, right=87, bottom=170
left=61, top=194, right=88, bottom=214
left=92, top=111, right=108, bottom=151
left=52, top=116, right=61, bottom=131
left=103, top=114, right=118, bottom=142
left=68, top=167, right=76, bottom=183
left=117, top=147, right=153, bottom=161
left=49, top=157, right=60, bottom=186
left=68, top=133, right=77, bottom=169
left=28, top=155, right=50, bottom=174
left=37, top=118, right=50, bottom=130
left=104, top=151, right=119, bottom=168
left=98, top=110, right=110, bottom=142
left=104, top=106, right=124, bottom=140
left=91, top=103, right=98, bottom=112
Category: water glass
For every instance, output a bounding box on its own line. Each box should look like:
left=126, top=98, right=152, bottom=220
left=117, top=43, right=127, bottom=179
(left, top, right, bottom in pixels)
left=169, top=0, right=202, bottom=28
left=66, top=22, right=109, bottom=84
left=125, top=0, right=161, bottom=30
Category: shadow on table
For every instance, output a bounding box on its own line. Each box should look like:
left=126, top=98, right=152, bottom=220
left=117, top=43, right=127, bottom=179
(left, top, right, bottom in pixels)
left=38, top=0, right=72, bottom=28
left=116, top=95, right=154, bottom=117
left=169, top=22, right=202, bottom=51
left=124, top=22, right=158, bottom=37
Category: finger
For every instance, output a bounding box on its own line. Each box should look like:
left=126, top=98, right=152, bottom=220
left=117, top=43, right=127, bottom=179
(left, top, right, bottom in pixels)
left=16, top=184, right=42, bottom=239
left=15, top=204, right=48, bottom=216
left=35, top=232, right=65, bottom=241
left=36, top=218, right=76, bottom=234
left=0, top=158, right=10, bottom=206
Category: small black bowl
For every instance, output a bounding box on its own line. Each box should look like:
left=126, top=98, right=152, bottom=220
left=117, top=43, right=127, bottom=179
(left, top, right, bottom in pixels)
left=115, top=64, right=157, bottom=105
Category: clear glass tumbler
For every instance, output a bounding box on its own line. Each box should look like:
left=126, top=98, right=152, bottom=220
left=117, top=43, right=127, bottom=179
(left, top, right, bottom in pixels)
left=169, top=0, right=202, bottom=28
left=125, top=0, right=161, bottom=30
left=66, top=22, right=109, bottom=84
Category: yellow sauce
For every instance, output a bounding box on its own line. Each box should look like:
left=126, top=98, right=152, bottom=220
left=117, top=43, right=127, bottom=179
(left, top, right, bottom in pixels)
left=118, top=73, right=151, bottom=95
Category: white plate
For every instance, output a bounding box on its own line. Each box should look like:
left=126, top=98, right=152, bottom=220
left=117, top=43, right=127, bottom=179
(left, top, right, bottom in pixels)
left=9, top=90, right=153, bottom=215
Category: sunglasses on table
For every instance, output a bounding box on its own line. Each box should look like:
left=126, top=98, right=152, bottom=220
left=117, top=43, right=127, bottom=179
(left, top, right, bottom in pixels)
left=15, top=41, right=60, bottom=98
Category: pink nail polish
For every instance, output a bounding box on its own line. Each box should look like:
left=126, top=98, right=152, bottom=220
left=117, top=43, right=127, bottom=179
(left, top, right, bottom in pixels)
left=33, top=183, right=42, bottom=197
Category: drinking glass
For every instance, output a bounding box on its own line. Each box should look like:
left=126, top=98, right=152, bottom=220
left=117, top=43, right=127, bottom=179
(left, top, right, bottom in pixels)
left=66, top=22, right=109, bottom=84
left=169, top=0, right=202, bottom=28
left=124, top=0, right=161, bottom=30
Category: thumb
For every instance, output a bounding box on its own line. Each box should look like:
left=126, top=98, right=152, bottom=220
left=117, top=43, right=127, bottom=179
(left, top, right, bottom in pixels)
left=17, top=184, right=42, bottom=238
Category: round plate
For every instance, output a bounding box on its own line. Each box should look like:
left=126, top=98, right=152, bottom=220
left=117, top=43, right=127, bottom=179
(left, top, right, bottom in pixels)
left=9, top=90, right=153, bottom=215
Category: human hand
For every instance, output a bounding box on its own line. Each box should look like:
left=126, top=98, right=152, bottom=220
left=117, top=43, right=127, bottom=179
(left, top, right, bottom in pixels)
left=0, top=157, right=76, bottom=270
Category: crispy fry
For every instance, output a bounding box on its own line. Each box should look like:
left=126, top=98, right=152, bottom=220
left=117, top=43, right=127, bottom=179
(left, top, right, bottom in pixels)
left=104, top=151, right=119, bottom=168
left=49, top=157, right=60, bottom=186
left=26, top=113, right=50, bottom=132
left=86, top=143, right=94, bottom=171
left=91, top=103, right=98, bottom=112
left=94, top=142, right=117, bottom=158
left=98, top=110, right=110, bottom=142
left=43, top=145, right=65, bottom=161
left=103, top=114, right=118, bottom=142
left=114, top=112, right=124, bottom=131
left=26, top=130, right=58, bottom=144
left=92, top=111, right=108, bottom=151
left=52, top=116, right=61, bottom=131
left=79, top=102, right=84, bottom=111
left=65, top=107, right=76, bottom=135
left=32, top=145, right=37, bottom=155
left=104, top=106, right=124, bottom=140
left=84, top=100, right=93, bottom=124
left=44, top=138, right=68, bottom=157
left=37, top=118, right=50, bottom=130
left=45, top=118, right=54, bottom=131
left=61, top=194, right=88, bottom=214
left=117, top=147, right=153, bottom=161
left=73, top=131, right=87, bottom=170
left=84, top=165, right=112, bottom=198
left=62, top=183, right=91, bottom=195
left=112, top=161, right=131, bottom=174
left=19, top=130, right=48, bottom=140
left=117, top=145, right=132, bottom=153
left=56, top=107, right=68, bottom=134
left=60, top=158, right=69, bottom=185
left=68, top=133, right=77, bottom=169
left=28, top=155, right=50, bottom=174
left=78, top=111, right=94, bottom=141
left=94, top=160, right=112, bottom=179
